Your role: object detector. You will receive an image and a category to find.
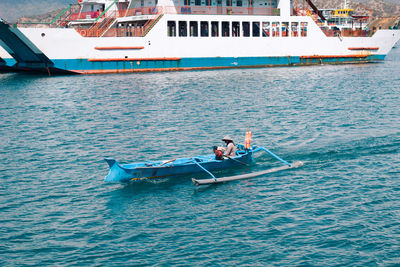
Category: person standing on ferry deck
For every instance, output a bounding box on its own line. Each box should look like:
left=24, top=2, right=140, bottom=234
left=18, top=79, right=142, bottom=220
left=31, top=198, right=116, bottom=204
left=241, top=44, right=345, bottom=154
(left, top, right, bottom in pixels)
left=222, top=136, right=236, bottom=157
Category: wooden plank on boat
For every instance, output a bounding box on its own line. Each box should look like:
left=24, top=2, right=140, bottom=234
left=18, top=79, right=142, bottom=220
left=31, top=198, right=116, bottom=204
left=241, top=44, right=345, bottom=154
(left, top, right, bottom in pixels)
left=192, top=161, right=303, bottom=186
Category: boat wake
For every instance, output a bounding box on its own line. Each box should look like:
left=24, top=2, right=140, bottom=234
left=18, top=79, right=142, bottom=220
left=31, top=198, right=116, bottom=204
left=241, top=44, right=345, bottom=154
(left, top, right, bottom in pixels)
left=282, top=132, right=400, bottom=167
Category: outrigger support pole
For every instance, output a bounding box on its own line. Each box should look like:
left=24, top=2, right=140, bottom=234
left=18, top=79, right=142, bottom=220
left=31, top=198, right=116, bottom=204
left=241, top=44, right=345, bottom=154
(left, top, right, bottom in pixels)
left=258, top=147, right=291, bottom=167
left=192, top=158, right=217, bottom=181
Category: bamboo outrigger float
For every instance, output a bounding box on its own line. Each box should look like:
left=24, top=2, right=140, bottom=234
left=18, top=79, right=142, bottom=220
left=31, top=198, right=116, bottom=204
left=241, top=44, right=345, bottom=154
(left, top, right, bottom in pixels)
left=192, top=160, right=303, bottom=186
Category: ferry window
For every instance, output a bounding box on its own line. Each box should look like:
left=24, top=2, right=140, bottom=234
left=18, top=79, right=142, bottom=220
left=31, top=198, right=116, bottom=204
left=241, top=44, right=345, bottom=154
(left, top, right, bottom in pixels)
left=232, top=22, right=240, bottom=37
left=184, top=0, right=189, bottom=5
left=195, top=0, right=201, bottom=5
left=190, top=21, right=198, bottom=37
left=282, top=22, right=289, bottom=37
left=301, top=22, right=308, bottom=37
left=272, top=22, right=280, bottom=37
left=226, top=0, right=230, bottom=6
left=252, top=22, right=260, bottom=37
left=262, top=22, right=270, bottom=37
left=211, top=21, right=219, bottom=37
left=291, top=22, right=298, bottom=37
left=201, top=21, right=209, bottom=37
left=167, top=21, right=176, bottom=37
left=237, top=0, right=242, bottom=6
left=179, top=21, right=187, bottom=37
left=242, top=22, right=250, bottom=37
left=222, top=21, right=230, bottom=37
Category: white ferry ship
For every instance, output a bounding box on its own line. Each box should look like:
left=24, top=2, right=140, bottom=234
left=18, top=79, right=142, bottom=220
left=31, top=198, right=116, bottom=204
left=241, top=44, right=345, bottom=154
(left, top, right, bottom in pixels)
left=0, top=0, right=399, bottom=74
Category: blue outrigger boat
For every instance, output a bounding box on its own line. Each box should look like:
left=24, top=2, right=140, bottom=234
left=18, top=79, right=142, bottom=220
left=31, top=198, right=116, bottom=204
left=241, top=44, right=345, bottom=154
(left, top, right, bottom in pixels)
left=105, top=144, right=302, bottom=184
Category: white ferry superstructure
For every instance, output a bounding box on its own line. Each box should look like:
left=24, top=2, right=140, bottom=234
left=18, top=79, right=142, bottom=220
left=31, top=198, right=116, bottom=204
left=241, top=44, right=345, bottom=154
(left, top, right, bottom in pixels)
left=0, top=0, right=399, bottom=74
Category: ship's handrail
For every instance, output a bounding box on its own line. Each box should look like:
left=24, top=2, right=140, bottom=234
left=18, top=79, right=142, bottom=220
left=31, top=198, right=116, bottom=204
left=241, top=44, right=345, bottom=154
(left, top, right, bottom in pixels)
left=123, top=6, right=279, bottom=16
left=102, top=13, right=164, bottom=38
left=77, top=11, right=118, bottom=37
left=77, top=5, right=280, bottom=18
left=164, top=5, right=280, bottom=16
left=320, top=28, right=371, bottom=37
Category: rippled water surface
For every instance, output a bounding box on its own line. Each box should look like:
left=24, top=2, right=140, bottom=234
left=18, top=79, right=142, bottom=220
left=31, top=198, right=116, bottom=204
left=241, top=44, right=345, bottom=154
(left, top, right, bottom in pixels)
left=1, top=49, right=400, bottom=266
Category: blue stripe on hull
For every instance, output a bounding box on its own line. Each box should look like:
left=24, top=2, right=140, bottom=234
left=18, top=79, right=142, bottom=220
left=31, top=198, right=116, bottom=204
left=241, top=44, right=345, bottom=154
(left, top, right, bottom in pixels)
left=2, top=58, right=17, bottom=66
left=52, top=56, right=297, bottom=72
left=0, top=54, right=387, bottom=73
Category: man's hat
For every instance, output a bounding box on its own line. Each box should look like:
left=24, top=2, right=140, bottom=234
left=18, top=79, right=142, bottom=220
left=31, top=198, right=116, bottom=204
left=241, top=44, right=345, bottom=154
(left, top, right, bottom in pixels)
left=222, top=136, right=233, bottom=142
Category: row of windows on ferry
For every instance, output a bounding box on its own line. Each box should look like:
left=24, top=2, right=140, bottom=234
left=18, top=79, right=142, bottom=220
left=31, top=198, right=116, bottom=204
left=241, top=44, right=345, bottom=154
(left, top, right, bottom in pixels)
left=167, top=21, right=308, bottom=37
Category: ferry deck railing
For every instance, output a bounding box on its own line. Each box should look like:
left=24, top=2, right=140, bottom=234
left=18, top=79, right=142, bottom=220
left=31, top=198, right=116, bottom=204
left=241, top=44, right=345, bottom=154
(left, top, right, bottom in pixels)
left=122, top=6, right=279, bottom=16
left=293, top=7, right=373, bottom=37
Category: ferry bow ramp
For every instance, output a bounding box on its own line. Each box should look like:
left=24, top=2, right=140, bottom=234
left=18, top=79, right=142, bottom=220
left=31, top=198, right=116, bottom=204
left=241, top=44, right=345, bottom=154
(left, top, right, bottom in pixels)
left=0, top=21, right=55, bottom=73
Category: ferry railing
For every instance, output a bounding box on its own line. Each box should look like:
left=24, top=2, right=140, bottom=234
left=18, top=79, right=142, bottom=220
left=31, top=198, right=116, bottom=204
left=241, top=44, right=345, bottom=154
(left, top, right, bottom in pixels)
left=162, top=6, right=279, bottom=16
left=125, top=7, right=161, bottom=16
left=106, top=6, right=279, bottom=17
left=69, top=11, right=100, bottom=20
left=75, top=0, right=122, bottom=37
left=320, top=28, right=371, bottom=37
left=94, top=13, right=117, bottom=37
left=103, top=12, right=164, bottom=37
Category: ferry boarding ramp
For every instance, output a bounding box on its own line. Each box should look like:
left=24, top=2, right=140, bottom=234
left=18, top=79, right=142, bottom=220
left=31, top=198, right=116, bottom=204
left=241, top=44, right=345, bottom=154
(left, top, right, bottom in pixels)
left=0, top=21, right=54, bottom=73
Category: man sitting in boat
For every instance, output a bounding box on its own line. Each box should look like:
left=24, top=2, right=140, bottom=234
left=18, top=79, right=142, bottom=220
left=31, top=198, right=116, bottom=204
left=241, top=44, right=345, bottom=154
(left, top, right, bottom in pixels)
left=222, top=136, right=236, bottom=157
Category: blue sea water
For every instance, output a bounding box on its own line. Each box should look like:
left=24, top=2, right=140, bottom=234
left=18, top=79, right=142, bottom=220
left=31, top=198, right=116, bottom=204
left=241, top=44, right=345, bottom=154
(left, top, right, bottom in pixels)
left=1, top=49, right=400, bottom=266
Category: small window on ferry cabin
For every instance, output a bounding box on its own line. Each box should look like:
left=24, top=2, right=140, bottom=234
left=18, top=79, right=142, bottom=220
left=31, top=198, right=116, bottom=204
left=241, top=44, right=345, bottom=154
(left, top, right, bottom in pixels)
left=252, top=22, right=260, bottom=37
left=232, top=22, right=240, bottom=37
left=179, top=21, right=187, bottom=37
left=301, top=22, right=308, bottom=37
left=211, top=21, right=219, bottom=37
left=190, top=21, right=198, bottom=36
left=237, top=0, right=242, bottom=6
left=291, top=22, right=298, bottom=37
left=195, top=0, right=201, bottom=5
left=201, top=21, right=209, bottom=37
left=167, top=21, right=176, bottom=37
left=262, top=22, right=270, bottom=37
left=222, top=21, right=230, bottom=37
left=184, top=0, right=189, bottom=5
left=282, top=22, right=289, bottom=37
left=272, top=22, right=280, bottom=37
left=242, top=22, right=250, bottom=37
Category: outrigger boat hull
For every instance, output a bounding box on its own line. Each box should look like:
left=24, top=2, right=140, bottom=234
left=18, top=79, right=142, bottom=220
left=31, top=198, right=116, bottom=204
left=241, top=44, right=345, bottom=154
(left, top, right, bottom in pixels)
left=105, top=148, right=254, bottom=183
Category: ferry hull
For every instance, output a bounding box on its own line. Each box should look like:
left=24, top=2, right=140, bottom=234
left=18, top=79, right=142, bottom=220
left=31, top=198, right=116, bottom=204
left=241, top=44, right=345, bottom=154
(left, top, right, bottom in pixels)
left=53, top=54, right=385, bottom=74
left=0, top=15, right=399, bottom=75
left=0, top=53, right=388, bottom=75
